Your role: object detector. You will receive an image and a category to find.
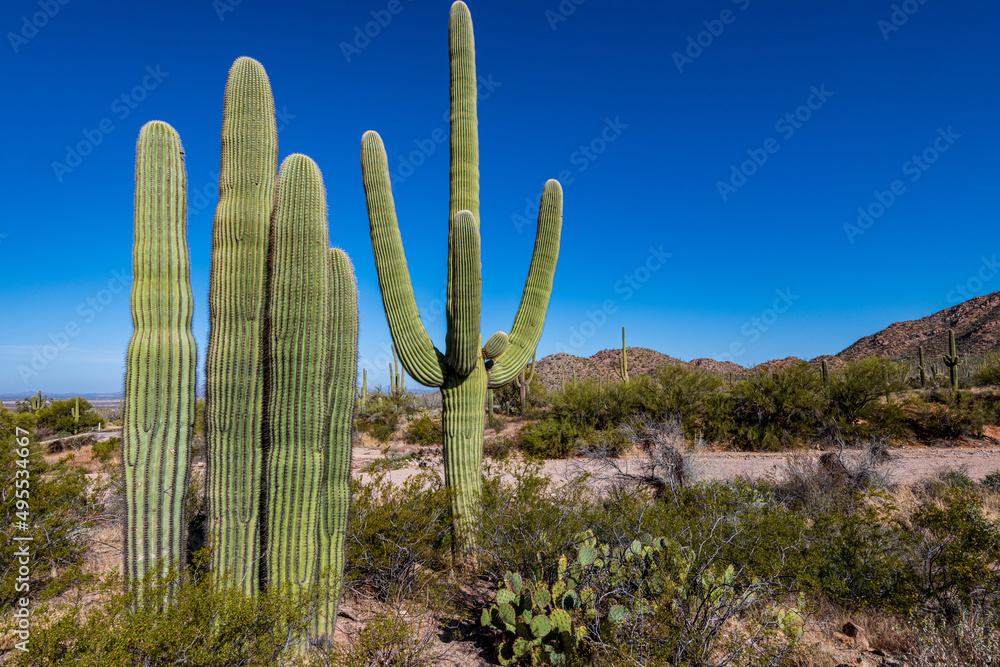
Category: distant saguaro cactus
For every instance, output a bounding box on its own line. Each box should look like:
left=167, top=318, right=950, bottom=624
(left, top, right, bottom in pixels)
left=821, top=359, right=829, bottom=385
left=123, top=121, right=196, bottom=596
left=916, top=345, right=926, bottom=388
left=617, top=327, right=629, bottom=382
left=943, top=329, right=962, bottom=391
left=360, top=1, right=563, bottom=555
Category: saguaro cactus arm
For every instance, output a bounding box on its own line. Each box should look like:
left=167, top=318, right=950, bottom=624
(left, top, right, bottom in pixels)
left=447, top=210, right=483, bottom=375
left=361, top=131, right=447, bottom=388
left=488, top=180, right=562, bottom=388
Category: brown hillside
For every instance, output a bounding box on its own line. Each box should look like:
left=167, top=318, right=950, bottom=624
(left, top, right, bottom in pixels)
left=837, top=291, right=1000, bottom=363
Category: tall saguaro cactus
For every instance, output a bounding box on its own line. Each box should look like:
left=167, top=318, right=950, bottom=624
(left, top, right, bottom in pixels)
left=916, top=345, right=926, bottom=388
left=617, top=327, right=629, bottom=382
left=943, top=329, right=962, bottom=391
left=205, top=56, right=277, bottom=594
left=123, top=121, right=196, bottom=594
left=360, top=1, right=563, bottom=554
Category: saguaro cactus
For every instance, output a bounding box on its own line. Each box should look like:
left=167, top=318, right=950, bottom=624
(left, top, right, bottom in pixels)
left=123, top=121, right=196, bottom=595
left=360, top=1, right=562, bottom=554
left=205, top=56, right=277, bottom=594
left=916, top=345, right=926, bottom=388
left=617, top=326, right=629, bottom=382
left=943, top=329, right=962, bottom=391
left=821, top=359, right=829, bottom=385
left=265, top=154, right=333, bottom=600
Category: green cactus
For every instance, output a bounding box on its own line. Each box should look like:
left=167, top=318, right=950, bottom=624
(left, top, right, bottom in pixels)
left=205, top=56, right=277, bottom=594
left=70, top=396, right=81, bottom=432
left=820, top=359, right=828, bottom=385
left=917, top=345, right=926, bottom=388
left=123, top=121, right=196, bottom=598
left=360, top=1, right=562, bottom=555
left=359, top=368, right=368, bottom=411
left=943, top=329, right=962, bottom=391
left=389, top=344, right=405, bottom=397
left=316, top=248, right=359, bottom=637
left=28, top=390, right=45, bottom=413
left=617, top=327, right=629, bottom=383
left=199, top=57, right=359, bottom=643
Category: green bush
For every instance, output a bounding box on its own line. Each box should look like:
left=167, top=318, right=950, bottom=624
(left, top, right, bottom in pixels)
left=517, top=418, right=593, bottom=459
left=983, top=469, right=1000, bottom=493
left=314, top=611, right=436, bottom=666
left=729, top=364, right=825, bottom=450
left=344, top=470, right=452, bottom=602
left=0, top=417, right=100, bottom=613
left=356, top=389, right=420, bottom=444
left=826, top=357, right=908, bottom=440
left=92, top=436, right=121, bottom=461
left=971, top=351, right=1000, bottom=387
left=13, top=565, right=320, bottom=666
left=404, top=414, right=442, bottom=446
left=656, top=365, right=730, bottom=441
left=32, top=397, right=103, bottom=434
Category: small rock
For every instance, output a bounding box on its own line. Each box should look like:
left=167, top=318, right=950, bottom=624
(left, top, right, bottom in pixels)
left=843, top=621, right=871, bottom=650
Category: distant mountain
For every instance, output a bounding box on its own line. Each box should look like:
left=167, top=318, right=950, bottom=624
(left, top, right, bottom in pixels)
left=836, top=291, right=1000, bottom=364
left=530, top=291, right=1000, bottom=386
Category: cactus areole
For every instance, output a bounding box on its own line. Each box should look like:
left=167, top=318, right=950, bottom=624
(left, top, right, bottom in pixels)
left=360, top=1, right=563, bottom=556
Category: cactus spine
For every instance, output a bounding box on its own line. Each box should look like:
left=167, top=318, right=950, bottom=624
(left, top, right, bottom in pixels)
left=205, top=57, right=277, bottom=594
left=617, top=326, right=629, bottom=382
left=123, top=121, right=196, bottom=595
left=360, top=1, right=562, bottom=555
left=943, top=329, right=962, bottom=391
left=917, top=345, right=926, bottom=388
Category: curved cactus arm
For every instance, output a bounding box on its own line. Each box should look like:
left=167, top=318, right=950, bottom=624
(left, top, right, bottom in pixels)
left=361, top=130, right=447, bottom=388
left=447, top=210, right=482, bottom=375
left=488, top=179, right=563, bottom=388
left=316, top=248, right=359, bottom=639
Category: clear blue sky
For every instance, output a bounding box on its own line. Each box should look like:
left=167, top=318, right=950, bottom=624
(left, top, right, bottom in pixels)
left=2, top=0, right=997, bottom=395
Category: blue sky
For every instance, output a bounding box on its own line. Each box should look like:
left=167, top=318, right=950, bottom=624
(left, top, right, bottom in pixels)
left=2, top=0, right=997, bottom=395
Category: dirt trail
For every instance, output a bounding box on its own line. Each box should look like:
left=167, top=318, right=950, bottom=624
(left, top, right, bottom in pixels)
left=353, top=443, right=1000, bottom=488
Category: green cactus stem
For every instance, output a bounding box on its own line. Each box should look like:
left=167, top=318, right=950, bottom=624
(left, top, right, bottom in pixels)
left=617, top=326, right=629, bottom=382
left=390, top=344, right=405, bottom=397
left=943, top=329, right=962, bottom=391
left=917, top=345, right=926, bottom=388
left=359, top=368, right=368, bottom=411
left=123, top=121, right=196, bottom=598
left=360, top=1, right=562, bottom=556
left=316, top=248, right=359, bottom=639
left=29, top=391, right=44, bottom=412
left=205, top=56, right=277, bottom=594
left=821, top=359, right=829, bottom=385
left=265, top=154, right=332, bottom=602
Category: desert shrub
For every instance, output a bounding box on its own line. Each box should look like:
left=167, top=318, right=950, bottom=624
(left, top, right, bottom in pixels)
left=907, top=487, right=1000, bottom=620
left=971, top=351, right=1000, bottom=387
left=655, top=365, right=731, bottom=441
left=14, top=565, right=319, bottom=666
left=313, top=610, right=437, bottom=667
left=906, top=392, right=985, bottom=441
left=484, top=436, right=516, bottom=460
left=729, top=364, right=825, bottom=450
left=32, top=397, right=103, bottom=434
left=983, top=469, right=1000, bottom=493
left=403, top=414, right=442, bottom=446
left=826, top=357, right=908, bottom=440
left=905, top=604, right=1000, bottom=667
left=344, top=470, right=452, bottom=602
left=517, top=418, right=594, bottom=459
left=91, top=435, right=121, bottom=461
left=0, top=420, right=101, bottom=613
